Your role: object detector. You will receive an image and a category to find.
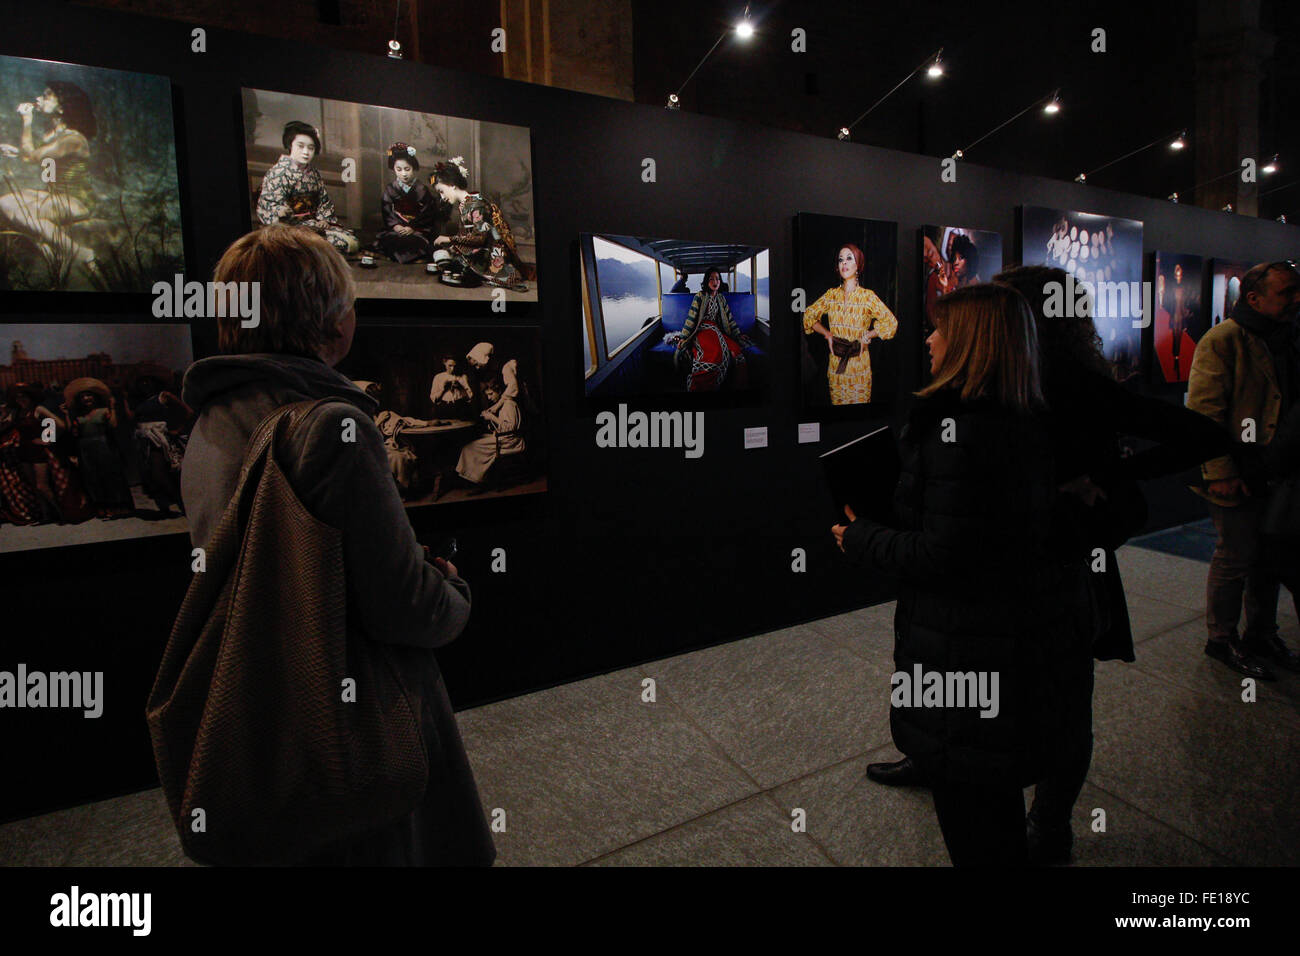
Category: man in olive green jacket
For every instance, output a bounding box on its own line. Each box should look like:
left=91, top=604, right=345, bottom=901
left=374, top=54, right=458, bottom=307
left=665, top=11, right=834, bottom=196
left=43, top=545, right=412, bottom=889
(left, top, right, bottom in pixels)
left=1187, top=261, right=1300, bottom=679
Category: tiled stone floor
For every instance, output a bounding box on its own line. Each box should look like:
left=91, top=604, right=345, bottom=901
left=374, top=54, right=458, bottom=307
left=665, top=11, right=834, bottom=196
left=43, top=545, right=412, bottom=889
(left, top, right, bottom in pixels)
left=2, top=537, right=1296, bottom=867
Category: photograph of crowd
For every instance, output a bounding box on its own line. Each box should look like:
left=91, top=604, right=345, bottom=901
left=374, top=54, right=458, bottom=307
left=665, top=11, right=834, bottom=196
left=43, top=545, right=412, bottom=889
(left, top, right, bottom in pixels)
left=1150, top=251, right=1205, bottom=384
left=1020, top=205, right=1145, bottom=381
left=241, top=88, right=537, bottom=302
left=795, top=213, right=899, bottom=409
left=0, top=55, right=186, bottom=292
left=336, top=325, right=546, bottom=505
left=579, top=233, right=770, bottom=398
left=920, top=225, right=1002, bottom=327
left=0, top=324, right=193, bottom=553
left=1209, top=259, right=1251, bottom=328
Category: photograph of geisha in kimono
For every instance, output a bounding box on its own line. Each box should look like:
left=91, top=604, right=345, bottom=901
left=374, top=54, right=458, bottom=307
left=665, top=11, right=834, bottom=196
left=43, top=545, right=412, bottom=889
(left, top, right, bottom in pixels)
left=429, top=157, right=533, bottom=292
left=0, top=324, right=192, bottom=554
left=795, top=213, right=899, bottom=409
left=336, top=325, right=546, bottom=506
left=376, top=142, right=439, bottom=264
left=0, top=55, right=185, bottom=292
left=241, top=87, right=537, bottom=302
left=255, top=120, right=360, bottom=254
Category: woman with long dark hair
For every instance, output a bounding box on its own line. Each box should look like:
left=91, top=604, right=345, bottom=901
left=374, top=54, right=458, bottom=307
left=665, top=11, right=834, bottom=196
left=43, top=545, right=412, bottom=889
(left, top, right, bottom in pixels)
left=834, top=283, right=1081, bottom=865
left=673, top=266, right=749, bottom=392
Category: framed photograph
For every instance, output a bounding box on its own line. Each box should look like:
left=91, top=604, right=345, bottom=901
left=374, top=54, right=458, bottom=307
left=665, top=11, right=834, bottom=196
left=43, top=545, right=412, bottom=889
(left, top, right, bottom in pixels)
left=0, top=55, right=185, bottom=292
left=1020, top=205, right=1145, bottom=381
left=795, top=213, right=899, bottom=409
left=1209, top=259, right=1251, bottom=327
left=240, top=88, right=537, bottom=303
left=920, top=225, right=1003, bottom=328
left=1149, top=251, right=1204, bottom=384
left=578, top=233, right=769, bottom=399
left=335, top=324, right=546, bottom=505
left=0, top=324, right=193, bottom=553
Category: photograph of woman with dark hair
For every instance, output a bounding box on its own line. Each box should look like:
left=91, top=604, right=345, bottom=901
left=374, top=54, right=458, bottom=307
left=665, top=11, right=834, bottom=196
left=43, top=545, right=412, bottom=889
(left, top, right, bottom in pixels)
left=0, top=79, right=99, bottom=280
left=375, top=142, right=440, bottom=264
left=255, top=120, right=359, bottom=254
left=673, top=266, right=750, bottom=392
left=803, top=243, right=898, bottom=404
left=430, top=156, right=531, bottom=290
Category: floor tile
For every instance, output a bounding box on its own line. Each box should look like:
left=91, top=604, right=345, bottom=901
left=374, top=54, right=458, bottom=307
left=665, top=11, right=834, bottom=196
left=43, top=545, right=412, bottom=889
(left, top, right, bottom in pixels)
left=455, top=671, right=758, bottom=866
left=1087, top=665, right=1300, bottom=865
left=587, top=793, right=832, bottom=867
left=767, top=747, right=950, bottom=866
left=651, top=625, right=895, bottom=790
left=1067, top=782, right=1230, bottom=867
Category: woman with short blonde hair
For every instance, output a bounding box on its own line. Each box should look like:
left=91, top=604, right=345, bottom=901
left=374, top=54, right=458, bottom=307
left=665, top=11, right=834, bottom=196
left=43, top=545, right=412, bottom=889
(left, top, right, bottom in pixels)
left=213, top=224, right=356, bottom=357
left=175, top=226, right=495, bottom=866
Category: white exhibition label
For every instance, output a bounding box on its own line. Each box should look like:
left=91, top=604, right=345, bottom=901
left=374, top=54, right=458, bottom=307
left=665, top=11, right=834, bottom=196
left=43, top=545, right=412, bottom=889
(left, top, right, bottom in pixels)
left=743, top=426, right=769, bottom=449
left=798, top=422, right=820, bottom=444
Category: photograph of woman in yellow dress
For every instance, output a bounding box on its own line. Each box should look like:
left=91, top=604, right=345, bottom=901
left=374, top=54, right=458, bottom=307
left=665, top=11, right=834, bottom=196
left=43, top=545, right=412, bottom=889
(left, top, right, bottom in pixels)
left=801, top=238, right=898, bottom=406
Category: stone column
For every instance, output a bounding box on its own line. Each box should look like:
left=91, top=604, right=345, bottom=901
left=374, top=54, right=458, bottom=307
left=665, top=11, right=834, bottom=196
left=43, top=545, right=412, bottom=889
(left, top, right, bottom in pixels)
left=1194, top=0, right=1274, bottom=214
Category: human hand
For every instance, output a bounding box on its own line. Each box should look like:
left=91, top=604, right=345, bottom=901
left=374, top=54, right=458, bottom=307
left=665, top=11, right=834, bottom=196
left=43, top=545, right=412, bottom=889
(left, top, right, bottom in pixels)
left=431, top=556, right=459, bottom=579
left=0, top=144, right=17, bottom=157
left=1060, top=474, right=1108, bottom=507
left=1208, top=478, right=1249, bottom=499
left=17, top=103, right=34, bottom=118
left=395, top=225, right=414, bottom=236
left=832, top=506, right=857, bottom=552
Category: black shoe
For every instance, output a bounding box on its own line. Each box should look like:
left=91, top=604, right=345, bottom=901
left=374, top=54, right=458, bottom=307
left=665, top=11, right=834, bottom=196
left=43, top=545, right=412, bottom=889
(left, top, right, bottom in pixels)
left=1250, top=634, right=1300, bottom=672
left=1205, top=640, right=1276, bottom=681
left=865, top=757, right=927, bottom=787
left=1026, top=809, right=1072, bottom=866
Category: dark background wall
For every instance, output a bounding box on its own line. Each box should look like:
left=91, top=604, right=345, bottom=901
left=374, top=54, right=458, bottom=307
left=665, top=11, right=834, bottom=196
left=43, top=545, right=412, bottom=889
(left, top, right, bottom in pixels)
left=2, top=1, right=1299, bottom=823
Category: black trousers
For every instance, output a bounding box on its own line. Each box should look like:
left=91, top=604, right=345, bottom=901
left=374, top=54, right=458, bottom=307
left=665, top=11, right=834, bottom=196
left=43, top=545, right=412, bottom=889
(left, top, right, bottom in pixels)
left=931, top=782, right=1027, bottom=866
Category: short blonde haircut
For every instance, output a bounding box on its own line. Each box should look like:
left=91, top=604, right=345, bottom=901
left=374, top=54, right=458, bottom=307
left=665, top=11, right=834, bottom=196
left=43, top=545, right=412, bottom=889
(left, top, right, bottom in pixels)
left=917, top=282, right=1044, bottom=412
left=213, top=224, right=356, bottom=356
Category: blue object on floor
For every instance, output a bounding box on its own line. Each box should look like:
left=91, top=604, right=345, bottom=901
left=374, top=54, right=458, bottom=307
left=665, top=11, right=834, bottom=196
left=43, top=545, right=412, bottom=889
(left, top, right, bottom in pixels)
left=1129, top=518, right=1217, bottom=562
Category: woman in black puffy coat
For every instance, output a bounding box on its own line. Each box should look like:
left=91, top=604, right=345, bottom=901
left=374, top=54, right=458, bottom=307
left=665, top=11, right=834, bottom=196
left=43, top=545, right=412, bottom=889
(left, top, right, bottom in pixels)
left=833, top=283, right=1088, bottom=866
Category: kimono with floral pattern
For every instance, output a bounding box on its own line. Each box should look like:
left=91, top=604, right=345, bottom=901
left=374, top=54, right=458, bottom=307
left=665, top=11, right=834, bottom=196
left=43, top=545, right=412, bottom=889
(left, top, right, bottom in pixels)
left=256, top=155, right=358, bottom=253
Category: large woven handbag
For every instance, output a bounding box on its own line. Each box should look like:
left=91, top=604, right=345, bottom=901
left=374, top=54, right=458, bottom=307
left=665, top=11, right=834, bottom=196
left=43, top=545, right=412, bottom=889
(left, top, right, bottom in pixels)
left=146, top=399, right=428, bottom=865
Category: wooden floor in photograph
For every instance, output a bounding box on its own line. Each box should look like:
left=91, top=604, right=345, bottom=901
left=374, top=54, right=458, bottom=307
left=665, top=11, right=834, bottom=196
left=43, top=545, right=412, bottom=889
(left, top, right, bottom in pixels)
left=1, top=535, right=1296, bottom=867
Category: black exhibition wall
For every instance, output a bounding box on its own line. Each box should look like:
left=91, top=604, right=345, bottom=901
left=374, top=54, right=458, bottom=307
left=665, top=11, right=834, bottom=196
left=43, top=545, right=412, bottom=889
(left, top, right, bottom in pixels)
left=3, top=1, right=1299, bottom=821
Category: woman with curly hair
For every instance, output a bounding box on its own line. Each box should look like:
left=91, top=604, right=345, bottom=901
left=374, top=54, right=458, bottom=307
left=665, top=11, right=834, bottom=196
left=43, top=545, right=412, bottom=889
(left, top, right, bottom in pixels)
left=0, top=80, right=99, bottom=281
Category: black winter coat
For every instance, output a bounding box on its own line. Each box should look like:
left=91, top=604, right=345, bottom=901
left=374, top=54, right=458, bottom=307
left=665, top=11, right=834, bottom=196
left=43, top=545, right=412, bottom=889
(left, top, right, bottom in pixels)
left=842, top=391, right=1088, bottom=787
left=1044, top=358, right=1230, bottom=661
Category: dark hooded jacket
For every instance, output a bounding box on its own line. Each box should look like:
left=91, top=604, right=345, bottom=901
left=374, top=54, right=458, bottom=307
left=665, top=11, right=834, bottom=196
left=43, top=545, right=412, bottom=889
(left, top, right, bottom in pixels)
left=181, top=353, right=495, bottom=866
left=841, top=390, right=1087, bottom=787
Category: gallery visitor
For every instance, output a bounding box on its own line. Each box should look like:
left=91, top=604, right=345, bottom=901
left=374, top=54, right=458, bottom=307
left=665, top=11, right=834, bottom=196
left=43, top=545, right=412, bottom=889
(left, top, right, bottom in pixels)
left=176, top=223, right=495, bottom=865
left=832, top=282, right=1077, bottom=866
left=1187, top=260, right=1300, bottom=681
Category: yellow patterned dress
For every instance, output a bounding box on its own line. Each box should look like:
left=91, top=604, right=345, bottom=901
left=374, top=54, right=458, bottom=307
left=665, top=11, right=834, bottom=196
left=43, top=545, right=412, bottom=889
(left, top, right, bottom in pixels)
left=802, top=286, right=898, bottom=404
